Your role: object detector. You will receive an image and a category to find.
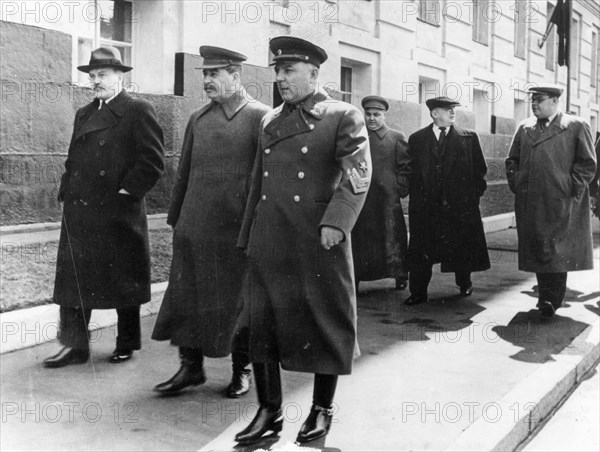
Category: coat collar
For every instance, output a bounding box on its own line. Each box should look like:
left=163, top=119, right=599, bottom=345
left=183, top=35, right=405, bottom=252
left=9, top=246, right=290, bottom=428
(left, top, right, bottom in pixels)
left=195, top=87, right=250, bottom=121
left=74, top=91, right=131, bottom=141
left=525, top=111, right=567, bottom=146
left=371, top=124, right=390, bottom=140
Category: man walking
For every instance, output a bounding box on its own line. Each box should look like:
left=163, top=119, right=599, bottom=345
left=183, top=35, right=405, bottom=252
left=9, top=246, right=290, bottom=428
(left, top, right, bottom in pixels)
left=233, top=36, right=371, bottom=445
left=506, top=85, right=596, bottom=317
left=352, top=95, right=410, bottom=292
left=44, top=46, right=165, bottom=367
left=405, top=97, right=490, bottom=305
left=152, top=47, right=271, bottom=396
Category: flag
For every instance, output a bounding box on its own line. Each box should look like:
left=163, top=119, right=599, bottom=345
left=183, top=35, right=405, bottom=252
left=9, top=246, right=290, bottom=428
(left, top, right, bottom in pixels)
left=539, top=0, right=571, bottom=66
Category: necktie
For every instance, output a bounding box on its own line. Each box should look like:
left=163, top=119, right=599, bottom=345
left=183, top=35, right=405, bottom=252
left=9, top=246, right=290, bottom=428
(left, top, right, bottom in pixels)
left=438, top=127, right=447, bottom=148
left=537, top=118, right=547, bottom=131
left=98, top=100, right=103, bottom=110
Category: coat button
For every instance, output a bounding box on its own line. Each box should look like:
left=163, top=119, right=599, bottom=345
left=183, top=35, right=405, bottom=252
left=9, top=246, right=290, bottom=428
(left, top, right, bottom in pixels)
left=293, top=195, right=300, bottom=203
left=99, top=139, right=106, bottom=146
left=309, top=124, right=315, bottom=130
left=99, top=170, right=106, bottom=176
left=261, top=195, right=267, bottom=201
left=265, top=148, right=271, bottom=155
left=301, top=146, right=308, bottom=154
left=298, top=172, right=305, bottom=180
left=264, top=171, right=269, bottom=178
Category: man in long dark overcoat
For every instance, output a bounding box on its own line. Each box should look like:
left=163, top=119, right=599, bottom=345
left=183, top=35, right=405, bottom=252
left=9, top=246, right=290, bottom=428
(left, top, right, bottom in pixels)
left=506, top=85, right=596, bottom=317
left=352, top=95, right=410, bottom=291
left=152, top=47, right=271, bottom=396
left=405, top=97, right=490, bottom=305
left=233, top=37, right=371, bottom=445
left=44, top=47, right=165, bottom=368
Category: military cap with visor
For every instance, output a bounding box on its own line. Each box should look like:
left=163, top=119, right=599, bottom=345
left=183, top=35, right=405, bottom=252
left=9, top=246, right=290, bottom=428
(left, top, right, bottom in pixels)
left=269, top=36, right=328, bottom=67
left=199, top=46, right=247, bottom=69
left=528, top=84, right=564, bottom=98
left=362, top=95, right=390, bottom=111
left=425, top=96, right=462, bottom=110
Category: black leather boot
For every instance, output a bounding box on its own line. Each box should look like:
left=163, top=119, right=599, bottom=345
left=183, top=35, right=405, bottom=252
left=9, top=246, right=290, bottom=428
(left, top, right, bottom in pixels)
left=43, top=346, right=89, bottom=368
left=296, top=373, right=338, bottom=443
left=235, top=361, right=283, bottom=444
left=226, top=368, right=251, bottom=398
left=154, top=348, right=206, bottom=394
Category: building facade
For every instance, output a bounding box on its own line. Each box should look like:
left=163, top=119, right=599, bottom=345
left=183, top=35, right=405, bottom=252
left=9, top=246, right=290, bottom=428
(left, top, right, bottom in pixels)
left=1, top=0, right=599, bottom=224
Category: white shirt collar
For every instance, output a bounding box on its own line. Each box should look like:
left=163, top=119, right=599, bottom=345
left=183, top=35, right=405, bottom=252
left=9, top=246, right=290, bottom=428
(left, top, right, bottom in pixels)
left=98, top=89, right=122, bottom=109
left=432, top=123, right=452, bottom=140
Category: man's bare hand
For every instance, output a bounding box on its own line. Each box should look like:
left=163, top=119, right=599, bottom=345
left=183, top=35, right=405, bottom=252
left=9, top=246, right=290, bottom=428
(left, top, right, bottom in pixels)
left=321, top=226, right=344, bottom=250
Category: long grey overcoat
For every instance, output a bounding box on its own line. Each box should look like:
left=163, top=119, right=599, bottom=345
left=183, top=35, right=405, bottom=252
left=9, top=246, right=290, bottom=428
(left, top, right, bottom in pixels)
left=54, top=91, right=165, bottom=309
left=237, top=89, right=371, bottom=375
left=352, top=125, right=410, bottom=282
left=152, top=90, right=271, bottom=356
left=506, top=112, right=596, bottom=272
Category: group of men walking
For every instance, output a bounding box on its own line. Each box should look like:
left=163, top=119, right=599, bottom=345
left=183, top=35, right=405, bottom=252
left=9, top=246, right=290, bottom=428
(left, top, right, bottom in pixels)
left=42, top=35, right=597, bottom=446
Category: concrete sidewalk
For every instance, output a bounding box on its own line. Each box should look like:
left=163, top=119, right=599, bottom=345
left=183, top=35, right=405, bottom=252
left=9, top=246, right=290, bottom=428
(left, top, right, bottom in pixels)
left=1, top=216, right=599, bottom=452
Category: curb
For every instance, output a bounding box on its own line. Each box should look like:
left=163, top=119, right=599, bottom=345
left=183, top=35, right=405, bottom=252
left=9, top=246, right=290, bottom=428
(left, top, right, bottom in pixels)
left=0, top=282, right=168, bottom=355
left=446, top=317, right=600, bottom=451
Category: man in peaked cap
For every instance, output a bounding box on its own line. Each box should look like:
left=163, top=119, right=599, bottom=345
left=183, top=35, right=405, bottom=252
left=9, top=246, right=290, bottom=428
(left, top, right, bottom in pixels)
left=404, top=96, right=490, bottom=306
left=44, top=46, right=164, bottom=368
left=506, top=84, right=596, bottom=317
left=352, top=95, right=410, bottom=293
left=152, top=46, right=271, bottom=397
left=233, top=36, right=371, bottom=445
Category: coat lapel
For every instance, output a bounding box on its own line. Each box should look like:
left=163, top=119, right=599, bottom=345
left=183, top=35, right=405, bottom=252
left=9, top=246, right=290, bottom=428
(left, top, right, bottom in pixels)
left=263, top=89, right=329, bottom=149
left=420, top=125, right=434, bottom=189
left=442, top=126, right=463, bottom=180
left=74, top=91, right=129, bottom=141
left=533, top=112, right=567, bottom=147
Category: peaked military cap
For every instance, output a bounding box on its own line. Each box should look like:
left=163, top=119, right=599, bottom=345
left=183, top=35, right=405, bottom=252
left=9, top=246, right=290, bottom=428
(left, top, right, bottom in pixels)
left=528, top=84, right=564, bottom=98
left=425, top=96, right=461, bottom=110
left=362, top=95, right=389, bottom=111
left=269, top=36, right=328, bottom=67
left=199, top=46, right=247, bottom=69
left=77, top=46, right=132, bottom=73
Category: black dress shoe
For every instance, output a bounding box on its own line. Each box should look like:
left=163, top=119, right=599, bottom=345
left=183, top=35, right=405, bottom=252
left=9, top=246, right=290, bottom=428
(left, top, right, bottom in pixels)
left=296, top=404, right=333, bottom=443
left=404, top=294, right=428, bottom=305
left=460, top=284, right=473, bottom=297
left=109, top=348, right=133, bottom=363
left=154, top=363, right=206, bottom=394
left=395, top=278, right=408, bottom=290
left=226, top=369, right=251, bottom=398
left=538, top=301, right=556, bottom=318
left=43, top=346, right=89, bottom=368
left=235, top=407, right=283, bottom=444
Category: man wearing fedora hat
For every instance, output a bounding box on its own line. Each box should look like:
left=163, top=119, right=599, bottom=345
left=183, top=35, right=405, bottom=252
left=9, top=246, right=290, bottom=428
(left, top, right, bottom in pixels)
left=404, top=96, right=490, bottom=306
left=506, top=84, right=596, bottom=317
left=233, top=36, right=371, bottom=445
left=151, top=46, right=271, bottom=397
left=352, top=95, right=410, bottom=293
left=44, top=46, right=165, bottom=368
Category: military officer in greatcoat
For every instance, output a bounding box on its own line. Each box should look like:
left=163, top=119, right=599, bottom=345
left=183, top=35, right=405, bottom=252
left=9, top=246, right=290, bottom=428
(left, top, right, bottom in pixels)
left=405, top=97, right=490, bottom=305
left=152, top=47, right=271, bottom=396
left=352, top=95, right=410, bottom=292
left=233, top=36, right=371, bottom=445
left=506, top=85, right=596, bottom=317
left=44, top=47, right=165, bottom=367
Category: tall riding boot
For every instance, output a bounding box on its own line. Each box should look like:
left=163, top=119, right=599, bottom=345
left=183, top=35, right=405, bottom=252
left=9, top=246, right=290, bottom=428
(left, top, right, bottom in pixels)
left=234, top=361, right=283, bottom=444
left=153, top=347, right=206, bottom=394
left=297, top=373, right=338, bottom=443
left=226, top=328, right=252, bottom=398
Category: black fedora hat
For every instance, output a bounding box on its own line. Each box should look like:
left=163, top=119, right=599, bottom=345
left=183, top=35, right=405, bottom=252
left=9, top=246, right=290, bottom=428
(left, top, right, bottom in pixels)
left=77, top=46, right=133, bottom=73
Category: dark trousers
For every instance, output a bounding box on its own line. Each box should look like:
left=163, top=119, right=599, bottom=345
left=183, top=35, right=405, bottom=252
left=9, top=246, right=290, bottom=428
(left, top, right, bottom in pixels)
left=536, top=272, right=568, bottom=308
left=58, top=306, right=141, bottom=351
left=179, top=326, right=250, bottom=371
left=409, top=256, right=471, bottom=297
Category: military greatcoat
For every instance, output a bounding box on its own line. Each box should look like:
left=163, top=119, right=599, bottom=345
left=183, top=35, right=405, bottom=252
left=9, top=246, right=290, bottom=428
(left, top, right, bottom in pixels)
left=237, top=88, right=371, bottom=375
left=506, top=112, right=596, bottom=272
left=352, top=124, right=410, bottom=282
left=152, top=89, right=271, bottom=357
left=54, top=91, right=165, bottom=309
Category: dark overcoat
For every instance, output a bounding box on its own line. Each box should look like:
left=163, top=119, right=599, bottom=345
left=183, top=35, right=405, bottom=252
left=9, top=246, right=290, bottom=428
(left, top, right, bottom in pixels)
left=237, top=89, right=371, bottom=375
left=54, top=91, right=165, bottom=309
left=152, top=90, right=271, bottom=356
left=352, top=124, right=410, bottom=282
left=407, top=124, right=490, bottom=272
left=506, top=113, right=596, bottom=272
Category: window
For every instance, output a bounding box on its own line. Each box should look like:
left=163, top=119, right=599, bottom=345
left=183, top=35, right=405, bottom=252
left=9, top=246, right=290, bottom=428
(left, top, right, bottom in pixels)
left=514, top=1, right=527, bottom=59
left=545, top=2, right=557, bottom=71
left=418, top=0, right=440, bottom=26
left=473, top=84, right=495, bottom=133
left=340, top=66, right=353, bottom=104
left=472, top=0, right=489, bottom=45
left=570, top=12, right=581, bottom=80
left=592, top=29, right=598, bottom=88
left=77, top=1, right=133, bottom=85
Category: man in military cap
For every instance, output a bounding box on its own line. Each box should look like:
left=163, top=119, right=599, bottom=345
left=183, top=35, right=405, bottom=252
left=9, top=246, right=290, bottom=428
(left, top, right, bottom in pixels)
left=506, top=84, right=596, bottom=317
left=152, top=46, right=271, bottom=396
left=44, top=46, right=165, bottom=367
left=405, top=96, right=490, bottom=305
left=352, top=95, right=410, bottom=292
left=234, top=36, right=371, bottom=445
